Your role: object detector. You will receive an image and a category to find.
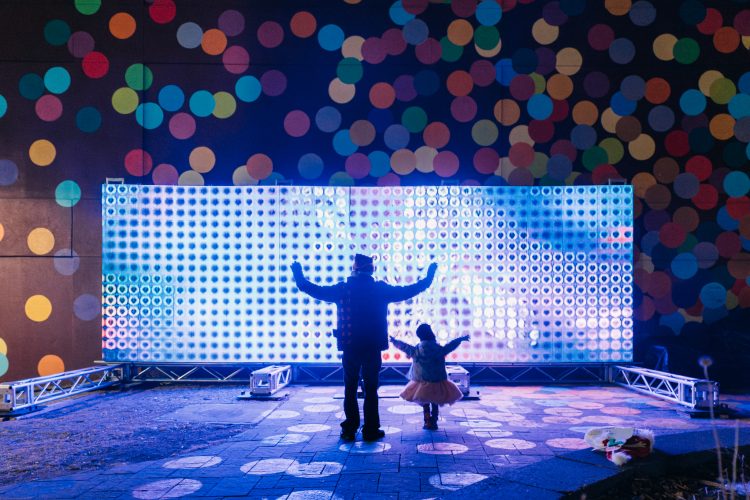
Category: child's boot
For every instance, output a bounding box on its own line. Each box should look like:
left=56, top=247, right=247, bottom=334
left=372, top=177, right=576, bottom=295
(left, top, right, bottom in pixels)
left=429, top=403, right=439, bottom=430
left=422, top=404, right=432, bottom=430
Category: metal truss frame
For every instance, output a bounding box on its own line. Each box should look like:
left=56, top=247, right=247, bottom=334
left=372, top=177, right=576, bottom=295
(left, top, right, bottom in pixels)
left=125, top=363, right=266, bottom=382
left=250, top=365, right=292, bottom=395
left=0, top=364, right=126, bottom=414
left=608, top=365, right=719, bottom=409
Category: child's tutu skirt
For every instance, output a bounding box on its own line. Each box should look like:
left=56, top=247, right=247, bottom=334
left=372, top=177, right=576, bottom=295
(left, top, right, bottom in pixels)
left=400, top=379, right=463, bottom=406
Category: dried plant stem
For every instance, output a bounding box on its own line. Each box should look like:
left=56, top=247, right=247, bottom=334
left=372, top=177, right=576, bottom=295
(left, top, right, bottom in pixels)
left=703, top=365, right=726, bottom=498
left=733, top=420, right=739, bottom=500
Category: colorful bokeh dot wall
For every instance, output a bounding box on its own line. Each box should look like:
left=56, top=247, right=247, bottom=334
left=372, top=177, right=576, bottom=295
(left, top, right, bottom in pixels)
left=1, top=1, right=750, bottom=380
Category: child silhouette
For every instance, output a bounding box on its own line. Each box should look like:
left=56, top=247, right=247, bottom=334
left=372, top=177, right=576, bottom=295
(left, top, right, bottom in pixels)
left=390, top=324, right=470, bottom=430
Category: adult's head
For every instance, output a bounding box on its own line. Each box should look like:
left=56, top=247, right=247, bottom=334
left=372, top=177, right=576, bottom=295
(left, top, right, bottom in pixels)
left=353, top=253, right=374, bottom=275
left=416, top=323, right=436, bottom=342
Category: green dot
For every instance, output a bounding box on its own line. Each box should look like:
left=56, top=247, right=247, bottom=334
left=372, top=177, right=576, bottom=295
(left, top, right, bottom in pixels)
left=75, top=0, right=101, bottom=15
left=530, top=73, right=546, bottom=94
left=55, top=180, right=81, bottom=207
left=600, top=138, right=624, bottom=164
left=336, top=57, right=363, bottom=84
left=44, top=20, right=71, bottom=46
left=710, top=78, right=736, bottom=105
left=529, top=152, right=548, bottom=178
left=401, top=106, right=428, bottom=133
left=474, top=25, right=499, bottom=50
left=112, top=87, right=139, bottom=114
left=673, top=38, right=699, bottom=64
left=213, top=92, right=237, bottom=119
left=678, top=234, right=698, bottom=252
left=125, top=64, right=153, bottom=91
left=582, top=146, right=608, bottom=170
left=440, top=37, right=463, bottom=63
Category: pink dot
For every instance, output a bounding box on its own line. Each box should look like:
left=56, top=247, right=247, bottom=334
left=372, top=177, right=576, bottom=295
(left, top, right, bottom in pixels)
left=218, top=10, right=245, bottom=37
left=152, top=163, right=179, bottom=185
left=508, top=167, right=534, bottom=186
left=734, top=10, right=750, bottom=35
left=551, top=99, right=569, bottom=122
left=433, top=151, right=459, bottom=178
left=377, top=172, right=401, bottom=186
left=223, top=46, right=250, bottom=74
left=36, top=95, right=63, bottom=122
left=169, top=113, right=196, bottom=139
left=362, top=37, right=387, bottom=64
left=67, top=31, right=95, bottom=58
left=261, top=70, right=287, bottom=96
left=423, top=122, right=450, bottom=148
left=470, top=60, right=496, bottom=87
left=510, top=74, right=535, bottom=100
left=124, top=149, right=153, bottom=177
left=551, top=139, right=577, bottom=161
left=246, top=153, right=273, bottom=179
left=451, top=0, right=476, bottom=17
left=403, top=0, right=429, bottom=15
left=284, top=110, right=310, bottom=137
left=509, top=142, right=535, bottom=167
left=450, top=96, right=477, bottom=123
left=473, top=147, right=499, bottom=174
left=345, top=153, right=371, bottom=179
left=716, top=231, right=741, bottom=258
left=588, top=24, right=614, bottom=51
left=415, top=38, right=441, bottom=64
left=257, top=21, right=284, bottom=48
left=382, top=28, right=407, bottom=56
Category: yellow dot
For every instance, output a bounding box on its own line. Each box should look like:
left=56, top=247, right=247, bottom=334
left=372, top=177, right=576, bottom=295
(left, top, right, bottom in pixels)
left=212, top=92, right=236, bottom=119
left=698, top=70, right=724, bottom=96
left=29, top=139, right=57, bottom=167
left=475, top=39, right=501, bottom=58
left=189, top=146, right=216, bottom=173
left=509, top=125, right=533, bottom=146
left=178, top=170, right=205, bottom=186
left=27, top=227, right=55, bottom=255
left=341, top=36, right=365, bottom=60
left=653, top=34, right=677, bottom=61
left=0, top=337, right=6, bottom=355
left=0, top=223, right=4, bottom=242
left=600, top=107, right=620, bottom=133
left=629, top=134, right=656, bottom=161
left=25, top=295, right=52, bottom=322
left=532, top=18, right=558, bottom=45
left=38, top=354, right=65, bottom=377
left=555, top=47, right=582, bottom=76
left=415, top=146, right=437, bottom=173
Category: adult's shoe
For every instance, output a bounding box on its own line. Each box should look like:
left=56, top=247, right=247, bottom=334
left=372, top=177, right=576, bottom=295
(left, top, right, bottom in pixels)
left=340, top=430, right=356, bottom=442
left=361, top=428, right=385, bottom=441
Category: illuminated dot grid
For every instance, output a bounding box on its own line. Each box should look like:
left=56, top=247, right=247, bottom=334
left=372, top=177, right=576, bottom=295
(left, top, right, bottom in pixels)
left=102, top=184, right=633, bottom=363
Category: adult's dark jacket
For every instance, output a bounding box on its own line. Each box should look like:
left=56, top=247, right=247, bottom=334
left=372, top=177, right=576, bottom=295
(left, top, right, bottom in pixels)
left=292, top=269, right=435, bottom=351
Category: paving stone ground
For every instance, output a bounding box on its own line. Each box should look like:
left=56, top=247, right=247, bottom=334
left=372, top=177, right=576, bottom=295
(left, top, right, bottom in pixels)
left=1, top=383, right=749, bottom=499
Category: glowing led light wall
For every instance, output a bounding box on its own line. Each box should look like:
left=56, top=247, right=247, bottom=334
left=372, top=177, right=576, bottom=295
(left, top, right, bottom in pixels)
left=102, top=184, right=633, bottom=364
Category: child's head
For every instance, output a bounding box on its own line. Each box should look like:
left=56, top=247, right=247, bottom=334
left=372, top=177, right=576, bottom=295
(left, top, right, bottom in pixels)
left=416, top=323, right=436, bottom=342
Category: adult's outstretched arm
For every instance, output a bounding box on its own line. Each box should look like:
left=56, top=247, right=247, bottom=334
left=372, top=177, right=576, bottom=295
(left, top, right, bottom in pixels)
left=291, top=262, right=342, bottom=303
left=383, top=262, right=438, bottom=303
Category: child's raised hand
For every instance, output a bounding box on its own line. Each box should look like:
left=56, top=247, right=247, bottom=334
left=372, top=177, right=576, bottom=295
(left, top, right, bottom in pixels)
left=389, top=335, right=397, bottom=343
left=460, top=335, right=470, bottom=342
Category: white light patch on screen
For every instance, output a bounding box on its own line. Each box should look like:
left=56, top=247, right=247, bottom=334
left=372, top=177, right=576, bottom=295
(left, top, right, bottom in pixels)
left=102, top=185, right=634, bottom=364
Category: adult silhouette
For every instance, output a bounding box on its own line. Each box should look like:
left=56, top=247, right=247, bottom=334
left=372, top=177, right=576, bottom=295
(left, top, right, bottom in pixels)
left=291, top=254, right=438, bottom=441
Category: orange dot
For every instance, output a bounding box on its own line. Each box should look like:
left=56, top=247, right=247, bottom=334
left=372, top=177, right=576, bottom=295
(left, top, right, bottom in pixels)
left=494, top=99, right=520, bottom=126
left=632, top=172, right=657, bottom=198
left=446, top=70, right=473, bottom=97
left=391, top=149, right=416, bottom=175
left=709, top=113, right=736, bottom=140
left=645, top=77, right=670, bottom=104
left=109, top=12, right=136, bottom=40
left=369, top=82, right=395, bottom=109
left=546, top=74, right=573, bottom=100
left=713, top=26, right=740, bottom=54
left=290, top=11, right=316, bottom=38
left=605, top=0, right=631, bottom=16
left=202, top=29, right=228, bottom=56
left=447, top=19, right=473, bottom=46
left=572, top=101, right=599, bottom=125
left=38, top=354, right=65, bottom=376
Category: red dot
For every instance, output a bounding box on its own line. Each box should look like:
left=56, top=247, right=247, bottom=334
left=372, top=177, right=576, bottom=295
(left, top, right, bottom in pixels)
left=246, top=153, right=273, bottom=180
left=659, top=222, right=687, bottom=249
left=716, top=231, right=741, bottom=258
left=592, top=164, right=620, bottom=185
left=446, top=70, right=473, bottom=97
left=403, top=0, right=429, bottom=15
left=473, top=147, right=499, bottom=175
left=423, top=122, right=450, bottom=148
left=550, top=139, right=577, bottom=161
left=433, top=150, right=459, bottom=177
left=649, top=271, right=672, bottom=298
left=451, top=0, right=476, bottom=17
left=727, top=197, right=750, bottom=220
left=528, top=120, right=554, bottom=143
left=369, top=82, right=396, bottom=109
left=664, top=130, right=690, bottom=157
left=149, top=0, right=176, bottom=24
left=470, top=60, right=496, bottom=87
left=508, top=142, right=534, bottom=167
left=692, top=184, right=718, bottom=210
left=734, top=9, right=750, bottom=35
left=698, top=8, right=723, bottom=35
left=550, top=99, right=569, bottom=122
left=685, top=155, right=712, bottom=181
left=82, top=51, right=109, bottom=79
left=414, top=38, right=441, bottom=64
left=635, top=296, right=655, bottom=321
left=124, top=149, right=153, bottom=177
left=588, top=24, right=614, bottom=51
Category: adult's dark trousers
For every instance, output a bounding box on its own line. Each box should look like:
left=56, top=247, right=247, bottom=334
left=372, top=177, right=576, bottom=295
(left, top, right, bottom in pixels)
left=341, top=346, right=382, bottom=434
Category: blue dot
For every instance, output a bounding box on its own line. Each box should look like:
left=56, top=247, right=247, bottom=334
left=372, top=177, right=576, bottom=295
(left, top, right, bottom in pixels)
left=368, top=151, right=391, bottom=177
left=76, top=106, right=102, bottom=133
left=659, top=311, right=685, bottom=334
left=680, top=89, right=707, bottom=116
left=700, top=282, right=726, bottom=309
left=389, top=1, right=415, bottom=25
left=0, top=95, right=6, bottom=118
left=495, top=59, right=517, bottom=86
left=176, top=22, right=203, bottom=49
left=0, top=354, right=7, bottom=378
left=570, top=125, right=597, bottom=150
left=648, top=105, right=675, bottom=132
left=0, top=159, right=19, bottom=186
left=527, top=94, right=553, bottom=120
left=315, top=106, right=342, bottom=132
left=44, top=67, right=71, bottom=94
left=19, top=73, right=45, bottom=100
left=383, top=124, right=410, bottom=150
left=333, top=129, right=358, bottom=156
left=729, top=94, right=750, bottom=119
left=739, top=72, right=750, bottom=94
left=476, top=0, right=502, bottom=25
left=610, top=91, right=637, bottom=115
left=235, top=76, right=261, bottom=103
left=318, top=24, right=345, bottom=51
left=55, top=180, right=82, bottom=208
left=609, top=38, right=635, bottom=64
left=671, top=253, right=698, bottom=279
left=560, top=0, right=587, bottom=16
left=414, top=70, right=440, bottom=96
left=189, top=90, right=215, bottom=117
left=724, top=171, right=750, bottom=197
left=403, top=18, right=429, bottom=45
left=620, top=75, right=645, bottom=101
left=298, top=153, right=324, bottom=180
left=136, top=103, right=164, bottom=129
left=158, top=85, right=185, bottom=112
left=629, top=0, right=656, bottom=26
left=717, top=206, right=739, bottom=231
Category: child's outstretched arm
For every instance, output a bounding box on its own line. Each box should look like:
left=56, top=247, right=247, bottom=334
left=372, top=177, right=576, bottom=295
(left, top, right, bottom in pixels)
left=442, top=335, right=470, bottom=355
left=389, top=336, right=416, bottom=358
